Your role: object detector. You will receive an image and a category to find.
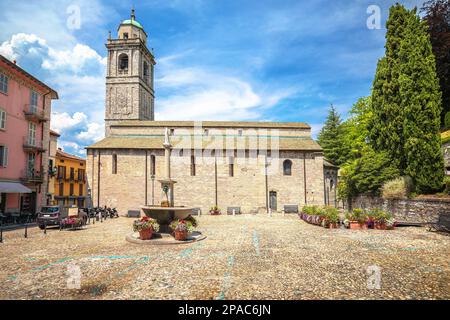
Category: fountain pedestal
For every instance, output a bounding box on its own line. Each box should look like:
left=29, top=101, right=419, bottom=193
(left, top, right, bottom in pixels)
left=140, top=128, right=194, bottom=234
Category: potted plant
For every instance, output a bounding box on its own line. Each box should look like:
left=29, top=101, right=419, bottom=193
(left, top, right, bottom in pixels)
left=386, top=217, right=397, bottom=230
left=345, top=209, right=368, bottom=230
left=323, top=207, right=340, bottom=229
left=133, top=216, right=159, bottom=240
left=185, top=214, right=198, bottom=228
left=170, top=219, right=194, bottom=241
left=370, top=208, right=389, bottom=230
left=209, top=206, right=221, bottom=215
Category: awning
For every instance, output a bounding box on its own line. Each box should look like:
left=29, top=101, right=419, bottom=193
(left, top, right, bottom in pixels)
left=0, top=182, right=32, bottom=193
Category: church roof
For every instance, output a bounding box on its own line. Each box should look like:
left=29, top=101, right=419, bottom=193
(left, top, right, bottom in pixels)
left=120, top=18, right=144, bottom=29
left=86, top=135, right=322, bottom=151
left=109, top=120, right=311, bottom=130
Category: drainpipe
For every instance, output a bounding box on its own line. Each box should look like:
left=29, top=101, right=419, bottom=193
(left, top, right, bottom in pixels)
left=97, top=150, right=101, bottom=207
left=303, top=153, right=307, bottom=205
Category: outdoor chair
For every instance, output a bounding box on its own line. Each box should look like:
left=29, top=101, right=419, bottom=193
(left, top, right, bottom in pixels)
left=227, top=207, right=241, bottom=215
left=191, top=208, right=201, bottom=216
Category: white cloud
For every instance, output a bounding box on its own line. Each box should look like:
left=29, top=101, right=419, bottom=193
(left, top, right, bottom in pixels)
left=58, top=140, right=86, bottom=156
left=0, top=33, right=47, bottom=61
left=51, top=112, right=88, bottom=133
left=155, top=57, right=299, bottom=121
left=76, top=122, right=104, bottom=142
left=43, top=44, right=106, bottom=73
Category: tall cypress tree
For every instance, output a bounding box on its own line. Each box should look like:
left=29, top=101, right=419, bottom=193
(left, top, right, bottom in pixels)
left=400, top=9, right=444, bottom=193
left=370, top=3, right=444, bottom=193
left=317, top=105, right=347, bottom=166
left=370, top=4, right=410, bottom=170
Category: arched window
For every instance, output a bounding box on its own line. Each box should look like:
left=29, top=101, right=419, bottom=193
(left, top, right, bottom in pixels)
left=118, top=53, right=129, bottom=71
left=283, top=159, right=292, bottom=176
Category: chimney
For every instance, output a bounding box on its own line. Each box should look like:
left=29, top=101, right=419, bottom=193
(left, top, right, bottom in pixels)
left=13, top=60, right=16, bottom=64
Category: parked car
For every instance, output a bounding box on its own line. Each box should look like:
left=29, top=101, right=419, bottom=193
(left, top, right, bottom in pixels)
left=37, top=206, right=87, bottom=229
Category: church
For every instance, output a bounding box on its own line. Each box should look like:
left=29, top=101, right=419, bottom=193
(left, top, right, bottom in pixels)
left=86, top=10, right=338, bottom=215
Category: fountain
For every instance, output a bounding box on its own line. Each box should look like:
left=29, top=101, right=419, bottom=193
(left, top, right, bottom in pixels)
left=141, top=128, right=194, bottom=233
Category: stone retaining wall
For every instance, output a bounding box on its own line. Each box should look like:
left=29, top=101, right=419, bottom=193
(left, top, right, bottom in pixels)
left=351, top=195, right=450, bottom=224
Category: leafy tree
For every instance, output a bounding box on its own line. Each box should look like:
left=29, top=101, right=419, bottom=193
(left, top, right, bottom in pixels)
left=338, top=97, right=400, bottom=200
left=422, top=0, right=450, bottom=127
left=445, top=111, right=450, bottom=129
left=317, top=105, right=348, bottom=166
left=369, top=4, right=444, bottom=194
left=339, top=148, right=400, bottom=198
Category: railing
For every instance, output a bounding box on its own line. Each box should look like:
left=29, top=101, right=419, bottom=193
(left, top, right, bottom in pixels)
left=21, top=166, right=44, bottom=183
left=23, top=104, right=48, bottom=122
left=23, top=136, right=45, bottom=151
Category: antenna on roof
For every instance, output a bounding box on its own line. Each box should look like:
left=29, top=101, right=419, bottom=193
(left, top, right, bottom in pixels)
left=131, top=3, right=136, bottom=20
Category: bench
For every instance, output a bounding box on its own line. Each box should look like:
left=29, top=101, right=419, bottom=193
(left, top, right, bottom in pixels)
left=283, top=205, right=299, bottom=214
left=227, top=207, right=241, bottom=215
left=429, top=213, right=450, bottom=233
left=127, top=210, right=141, bottom=218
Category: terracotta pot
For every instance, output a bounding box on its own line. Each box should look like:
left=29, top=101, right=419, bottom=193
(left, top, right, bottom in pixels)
left=210, top=210, right=221, bottom=215
left=349, top=221, right=363, bottom=230
left=374, top=222, right=387, bottom=230
left=174, top=229, right=188, bottom=241
left=139, top=228, right=153, bottom=240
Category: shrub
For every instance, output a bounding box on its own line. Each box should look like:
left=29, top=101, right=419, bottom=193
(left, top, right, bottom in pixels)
left=444, top=176, right=450, bottom=194
left=382, top=176, right=414, bottom=199
left=368, top=208, right=392, bottom=223
left=345, top=208, right=368, bottom=223
left=323, top=207, right=340, bottom=224
left=445, top=111, right=450, bottom=129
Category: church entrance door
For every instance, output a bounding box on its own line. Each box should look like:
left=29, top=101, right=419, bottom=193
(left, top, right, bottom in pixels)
left=269, top=191, right=277, bottom=211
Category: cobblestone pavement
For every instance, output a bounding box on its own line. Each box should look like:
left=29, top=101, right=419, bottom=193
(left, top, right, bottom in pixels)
left=0, top=214, right=448, bottom=300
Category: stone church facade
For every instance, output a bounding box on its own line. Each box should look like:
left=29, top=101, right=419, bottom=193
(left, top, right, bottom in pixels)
left=86, top=10, right=338, bottom=215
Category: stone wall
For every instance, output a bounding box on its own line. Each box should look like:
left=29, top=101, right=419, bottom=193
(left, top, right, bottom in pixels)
left=443, top=142, right=450, bottom=169
left=351, top=195, right=450, bottom=224
left=87, top=149, right=326, bottom=216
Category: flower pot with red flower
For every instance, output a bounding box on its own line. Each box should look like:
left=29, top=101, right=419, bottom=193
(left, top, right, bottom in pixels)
left=170, top=219, right=194, bottom=241
left=133, top=216, right=159, bottom=240
left=209, top=206, right=221, bottom=215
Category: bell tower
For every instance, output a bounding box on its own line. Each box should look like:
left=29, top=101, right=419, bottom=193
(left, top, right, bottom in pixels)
left=105, top=8, right=155, bottom=136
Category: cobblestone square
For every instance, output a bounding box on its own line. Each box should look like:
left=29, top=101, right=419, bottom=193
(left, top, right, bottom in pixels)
left=0, top=214, right=448, bottom=300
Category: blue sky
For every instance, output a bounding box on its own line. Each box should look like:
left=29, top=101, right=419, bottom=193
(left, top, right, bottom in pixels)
left=0, top=0, right=426, bottom=156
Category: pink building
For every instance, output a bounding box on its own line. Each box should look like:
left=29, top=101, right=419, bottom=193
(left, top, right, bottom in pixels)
left=0, top=54, right=58, bottom=219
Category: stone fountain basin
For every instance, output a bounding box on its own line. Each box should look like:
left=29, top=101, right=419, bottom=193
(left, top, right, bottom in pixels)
left=141, top=206, right=194, bottom=233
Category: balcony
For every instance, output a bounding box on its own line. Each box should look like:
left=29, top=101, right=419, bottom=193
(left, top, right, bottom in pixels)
left=21, top=166, right=44, bottom=184
left=23, top=136, right=46, bottom=152
left=23, top=105, right=48, bottom=122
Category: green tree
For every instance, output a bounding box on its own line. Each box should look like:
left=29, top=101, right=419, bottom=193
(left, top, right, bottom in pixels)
left=338, top=97, right=400, bottom=200
left=370, top=4, right=444, bottom=194
left=317, top=105, right=348, bottom=166
left=399, top=8, right=444, bottom=193
left=369, top=4, right=411, bottom=170
left=422, top=0, right=450, bottom=127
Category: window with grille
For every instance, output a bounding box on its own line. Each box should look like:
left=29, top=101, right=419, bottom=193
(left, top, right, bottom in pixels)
left=0, top=145, right=8, bottom=167
left=30, top=91, right=38, bottom=113
left=0, top=73, right=8, bottom=94
left=112, top=154, right=117, bottom=174
left=0, top=109, right=6, bottom=129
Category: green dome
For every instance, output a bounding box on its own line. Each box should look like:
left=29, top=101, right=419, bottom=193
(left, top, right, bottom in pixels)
left=121, top=18, right=143, bottom=29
